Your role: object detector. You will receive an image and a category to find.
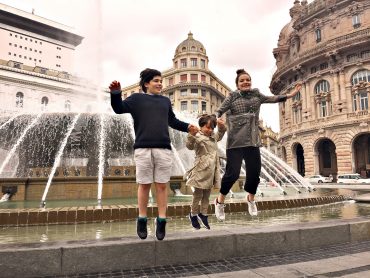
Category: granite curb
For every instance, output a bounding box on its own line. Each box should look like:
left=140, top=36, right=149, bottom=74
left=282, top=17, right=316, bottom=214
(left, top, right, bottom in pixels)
left=0, top=216, right=369, bottom=277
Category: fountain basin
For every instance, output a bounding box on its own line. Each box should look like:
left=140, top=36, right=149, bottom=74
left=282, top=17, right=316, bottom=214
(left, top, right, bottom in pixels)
left=0, top=194, right=347, bottom=227
left=1, top=208, right=370, bottom=277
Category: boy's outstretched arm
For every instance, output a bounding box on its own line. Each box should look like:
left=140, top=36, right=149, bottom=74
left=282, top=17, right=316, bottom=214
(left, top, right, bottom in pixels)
left=109, top=80, right=130, bottom=114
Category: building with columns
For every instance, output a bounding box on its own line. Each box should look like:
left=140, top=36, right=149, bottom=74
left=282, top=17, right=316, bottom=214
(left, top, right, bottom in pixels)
left=122, top=32, right=280, bottom=151
left=270, top=0, right=370, bottom=180
left=0, top=3, right=97, bottom=114
left=121, top=32, right=230, bottom=115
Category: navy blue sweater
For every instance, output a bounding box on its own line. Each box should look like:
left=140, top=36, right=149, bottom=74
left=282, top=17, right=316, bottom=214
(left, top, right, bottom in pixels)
left=111, top=91, right=189, bottom=149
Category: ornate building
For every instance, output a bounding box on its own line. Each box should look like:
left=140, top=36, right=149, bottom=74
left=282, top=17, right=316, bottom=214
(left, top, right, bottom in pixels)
left=122, top=32, right=280, bottom=151
left=0, top=3, right=97, bottom=114
left=270, top=0, right=370, bottom=180
left=121, top=32, right=230, bottom=115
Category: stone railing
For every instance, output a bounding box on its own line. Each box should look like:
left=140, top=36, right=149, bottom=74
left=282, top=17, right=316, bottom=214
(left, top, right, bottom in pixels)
left=347, top=110, right=369, bottom=118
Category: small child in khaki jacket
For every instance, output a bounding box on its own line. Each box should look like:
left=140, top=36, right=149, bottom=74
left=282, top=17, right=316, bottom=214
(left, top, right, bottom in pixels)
left=185, top=114, right=226, bottom=229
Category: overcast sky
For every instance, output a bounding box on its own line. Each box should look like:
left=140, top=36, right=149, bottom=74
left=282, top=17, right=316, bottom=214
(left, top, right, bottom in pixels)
left=1, top=0, right=308, bottom=131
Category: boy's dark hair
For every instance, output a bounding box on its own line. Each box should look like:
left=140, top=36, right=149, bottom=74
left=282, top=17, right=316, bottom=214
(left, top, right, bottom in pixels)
left=198, top=114, right=217, bottom=129
left=235, top=68, right=251, bottom=86
left=139, top=68, right=161, bottom=93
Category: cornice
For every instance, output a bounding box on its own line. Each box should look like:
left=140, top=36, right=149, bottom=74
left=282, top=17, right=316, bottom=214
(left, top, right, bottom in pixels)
left=162, top=82, right=226, bottom=99
left=0, top=73, right=95, bottom=98
left=279, top=112, right=370, bottom=140
left=271, top=27, right=370, bottom=94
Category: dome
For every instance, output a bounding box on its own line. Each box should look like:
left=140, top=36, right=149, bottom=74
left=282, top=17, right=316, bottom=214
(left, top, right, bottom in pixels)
left=175, top=32, right=206, bottom=55
left=277, top=21, right=294, bottom=47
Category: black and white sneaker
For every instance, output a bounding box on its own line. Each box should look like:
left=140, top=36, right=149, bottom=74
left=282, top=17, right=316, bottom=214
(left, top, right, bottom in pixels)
left=155, top=217, right=166, bottom=240
left=197, top=213, right=210, bottom=229
left=136, top=218, right=147, bottom=239
left=189, top=213, right=201, bottom=229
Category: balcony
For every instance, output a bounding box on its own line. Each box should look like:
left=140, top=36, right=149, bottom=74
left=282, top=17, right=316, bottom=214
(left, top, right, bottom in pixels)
left=347, top=110, right=369, bottom=119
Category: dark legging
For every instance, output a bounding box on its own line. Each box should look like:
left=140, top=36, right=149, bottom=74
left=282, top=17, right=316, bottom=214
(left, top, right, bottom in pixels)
left=220, top=146, right=261, bottom=196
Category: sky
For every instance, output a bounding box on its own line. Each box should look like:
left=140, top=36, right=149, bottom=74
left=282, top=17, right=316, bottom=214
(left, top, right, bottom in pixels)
left=0, top=0, right=307, bottom=132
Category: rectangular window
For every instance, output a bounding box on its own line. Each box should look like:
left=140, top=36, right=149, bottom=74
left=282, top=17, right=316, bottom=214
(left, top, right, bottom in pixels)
left=311, top=67, right=317, bottom=74
left=190, top=74, right=198, bottom=82
left=352, top=15, right=361, bottom=28
left=359, top=91, right=368, bottom=111
left=13, top=63, right=21, bottom=69
left=191, top=100, right=198, bottom=112
left=190, top=58, right=197, bottom=67
left=200, top=59, right=205, bottom=69
left=191, top=89, right=198, bottom=95
left=180, top=58, right=187, bottom=68
left=168, top=77, right=174, bottom=86
left=320, top=63, right=328, bottom=70
left=201, top=101, right=207, bottom=112
left=181, top=101, right=188, bottom=111
left=353, top=95, right=358, bottom=111
left=180, top=89, right=187, bottom=96
left=201, top=89, right=206, bottom=97
left=180, top=74, right=187, bottom=82
left=169, top=92, right=174, bottom=100
left=201, top=75, right=206, bottom=83
left=320, top=101, right=327, bottom=117
left=315, top=29, right=321, bottom=42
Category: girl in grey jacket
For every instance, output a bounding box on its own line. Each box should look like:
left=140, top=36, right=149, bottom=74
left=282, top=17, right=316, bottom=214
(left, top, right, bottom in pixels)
left=214, top=69, right=301, bottom=221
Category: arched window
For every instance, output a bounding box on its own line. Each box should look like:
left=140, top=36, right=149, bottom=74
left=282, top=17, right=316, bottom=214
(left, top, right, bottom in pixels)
left=351, top=69, right=370, bottom=85
left=41, top=96, right=48, bottom=111
left=65, top=100, right=71, bottom=112
left=314, top=80, right=330, bottom=94
left=16, top=92, right=24, bottom=108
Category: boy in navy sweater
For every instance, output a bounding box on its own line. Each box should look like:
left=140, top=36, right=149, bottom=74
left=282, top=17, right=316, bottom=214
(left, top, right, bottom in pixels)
left=109, top=68, right=198, bottom=240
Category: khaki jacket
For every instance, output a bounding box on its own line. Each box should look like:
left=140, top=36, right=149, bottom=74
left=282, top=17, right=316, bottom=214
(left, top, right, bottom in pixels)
left=184, top=128, right=226, bottom=189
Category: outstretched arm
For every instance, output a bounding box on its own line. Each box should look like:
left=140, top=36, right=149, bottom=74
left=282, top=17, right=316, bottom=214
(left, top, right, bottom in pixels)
left=215, top=94, right=233, bottom=118
left=109, top=80, right=131, bottom=114
left=262, top=83, right=302, bottom=103
left=286, top=83, right=302, bottom=99
left=216, top=118, right=227, bottom=142
left=168, top=101, right=199, bottom=133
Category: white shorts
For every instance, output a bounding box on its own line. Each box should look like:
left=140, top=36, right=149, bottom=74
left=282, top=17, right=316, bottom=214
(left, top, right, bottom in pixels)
left=134, top=148, right=174, bottom=184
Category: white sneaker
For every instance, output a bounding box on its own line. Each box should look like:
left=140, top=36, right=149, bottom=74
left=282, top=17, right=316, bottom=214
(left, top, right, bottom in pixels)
left=247, top=199, right=258, bottom=216
left=214, top=198, right=225, bottom=221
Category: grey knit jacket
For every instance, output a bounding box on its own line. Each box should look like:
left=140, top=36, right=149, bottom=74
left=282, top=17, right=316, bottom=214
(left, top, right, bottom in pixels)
left=215, top=88, right=287, bottom=149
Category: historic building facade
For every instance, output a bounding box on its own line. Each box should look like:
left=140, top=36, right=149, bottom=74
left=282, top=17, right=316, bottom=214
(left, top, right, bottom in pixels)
left=122, top=32, right=280, bottom=151
left=121, top=32, right=230, bottom=115
left=0, top=3, right=97, bottom=114
left=270, top=0, right=370, bottom=179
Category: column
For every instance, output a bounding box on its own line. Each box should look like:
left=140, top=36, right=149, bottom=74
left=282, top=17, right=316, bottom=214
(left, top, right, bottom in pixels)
left=332, top=70, right=339, bottom=103
left=313, top=153, right=320, bottom=174
left=339, top=70, right=346, bottom=101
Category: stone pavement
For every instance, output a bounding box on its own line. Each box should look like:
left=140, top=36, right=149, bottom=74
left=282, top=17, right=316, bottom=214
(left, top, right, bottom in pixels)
left=42, top=240, right=370, bottom=278
left=2, top=216, right=370, bottom=278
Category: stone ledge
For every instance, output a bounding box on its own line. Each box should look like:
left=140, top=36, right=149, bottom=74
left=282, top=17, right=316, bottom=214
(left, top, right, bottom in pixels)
left=0, top=216, right=369, bottom=277
left=0, top=195, right=347, bottom=227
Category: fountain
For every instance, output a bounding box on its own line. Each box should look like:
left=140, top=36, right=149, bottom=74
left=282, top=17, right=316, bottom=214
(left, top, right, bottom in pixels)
left=2, top=107, right=355, bottom=231
left=0, top=109, right=362, bottom=278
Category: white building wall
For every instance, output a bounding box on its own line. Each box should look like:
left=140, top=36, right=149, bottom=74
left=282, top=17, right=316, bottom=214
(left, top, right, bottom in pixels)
left=0, top=24, right=74, bottom=73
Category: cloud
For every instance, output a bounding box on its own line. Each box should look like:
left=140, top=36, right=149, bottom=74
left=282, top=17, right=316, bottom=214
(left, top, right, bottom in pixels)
left=2, top=0, right=301, bottom=131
